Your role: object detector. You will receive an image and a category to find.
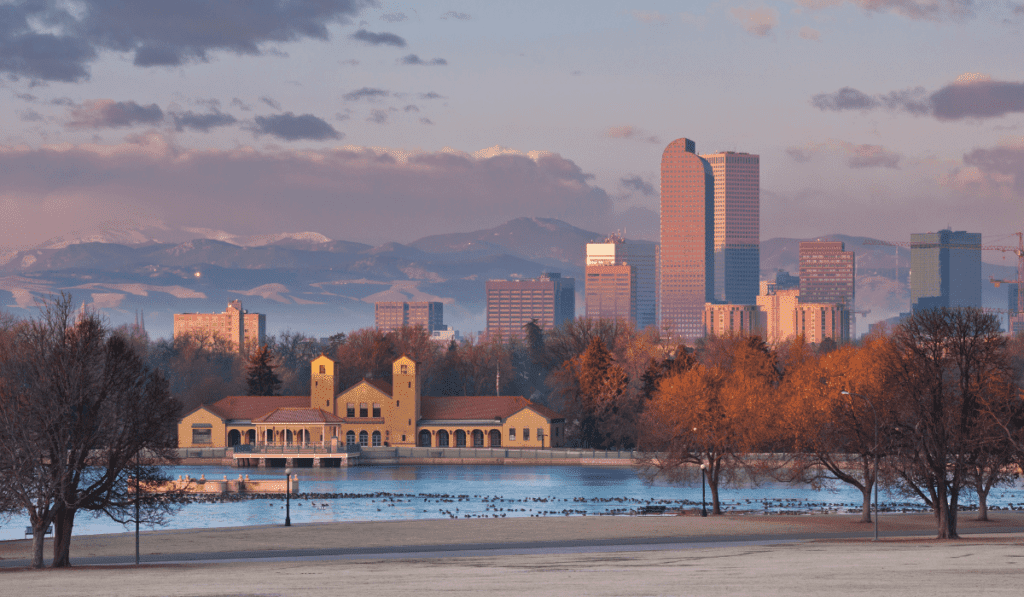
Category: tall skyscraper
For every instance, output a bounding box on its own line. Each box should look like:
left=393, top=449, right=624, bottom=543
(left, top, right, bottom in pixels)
left=486, top=273, right=575, bottom=340
left=702, top=151, right=760, bottom=305
left=375, top=301, right=444, bottom=334
left=660, top=138, right=714, bottom=339
left=910, top=229, right=981, bottom=311
left=585, top=236, right=658, bottom=329
left=799, top=241, right=855, bottom=307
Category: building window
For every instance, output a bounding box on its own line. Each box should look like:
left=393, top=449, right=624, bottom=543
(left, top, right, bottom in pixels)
left=373, top=403, right=381, bottom=417
left=400, top=364, right=408, bottom=374
left=359, top=403, right=368, bottom=418
left=347, top=403, right=355, bottom=418
left=192, top=429, right=212, bottom=444
left=359, top=431, right=369, bottom=446
left=509, top=428, right=516, bottom=442
left=372, top=431, right=382, bottom=446
left=523, top=428, right=530, bottom=441
left=346, top=431, right=356, bottom=446
left=319, top=365, right=326, bottom=374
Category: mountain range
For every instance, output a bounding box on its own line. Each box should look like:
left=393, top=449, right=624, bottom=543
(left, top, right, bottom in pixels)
left=1, top=218, right=1017, bottom=340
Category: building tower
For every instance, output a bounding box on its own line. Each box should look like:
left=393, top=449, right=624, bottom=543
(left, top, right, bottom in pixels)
left=585, top=236, right=659, bottom=329
left=910, top=229, right=982, bottom=311
left=660, top=138, right=714, bottom=339
left=173, top=300, right=265, bottom=354
left=799, top=241, right=855, bottom=340
left=799, top=241, right=856, bottom=306
left=701, top=151, right=760, bottom=305
left=485, top=273, right=575, bottom=341
left=375, top=301, right=444, bottom=334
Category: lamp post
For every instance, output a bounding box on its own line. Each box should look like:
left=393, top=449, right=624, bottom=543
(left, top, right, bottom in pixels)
left=841, top=390, right=879, bottom=541
left=700, top=463, right=708, bottom=517
left=284, top=467, right=292, bottom=527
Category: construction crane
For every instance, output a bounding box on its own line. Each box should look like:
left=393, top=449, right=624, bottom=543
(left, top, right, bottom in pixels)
left=865, top=233, right=1024, bottom=333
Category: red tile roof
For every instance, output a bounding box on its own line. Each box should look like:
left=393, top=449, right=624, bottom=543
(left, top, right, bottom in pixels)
left=420, top=395, right=563, bottom=422
left=199, top=395, right=309, bottom=421
left=252, top=408, right=344, bottom=424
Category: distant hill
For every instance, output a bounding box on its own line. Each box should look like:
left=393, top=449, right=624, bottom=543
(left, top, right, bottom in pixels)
left=1, top=221, right=1017, bottom=341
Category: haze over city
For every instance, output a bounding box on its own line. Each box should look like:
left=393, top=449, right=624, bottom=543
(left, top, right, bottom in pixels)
left=1, top=0, right=1022, bottom=256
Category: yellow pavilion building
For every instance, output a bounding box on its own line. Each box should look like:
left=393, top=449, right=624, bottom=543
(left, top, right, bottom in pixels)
left=177, top=355, right=565, bottom=450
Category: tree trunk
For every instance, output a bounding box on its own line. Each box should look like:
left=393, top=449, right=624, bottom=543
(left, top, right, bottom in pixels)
left=708, top=480, right=722, bottom=515
left=934, top=484, right=959, bottom=540
left=51, top=507, right=76, bottom=568
left=860, top=485, right=873, bottom=523
left=30, top=519, right=47, bottom=569
left=976, top=480, right=990, bottom=521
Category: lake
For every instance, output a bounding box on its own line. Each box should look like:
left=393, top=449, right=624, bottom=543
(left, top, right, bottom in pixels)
left=3, top=464, right=1022, bottom=541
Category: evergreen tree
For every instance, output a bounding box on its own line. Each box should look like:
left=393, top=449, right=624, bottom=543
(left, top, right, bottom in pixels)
left=246, top=344, right=281, bottom=396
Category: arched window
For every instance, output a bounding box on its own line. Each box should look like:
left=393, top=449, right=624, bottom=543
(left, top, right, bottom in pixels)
left=489, top=429, right=501, bottom=447
left=246, top=429, right=256, bottom=444
left=454, top=430, right=466, bottom=447
left=418, top=430, right=432, bottom=447
left=372, top=431, right=382, bottom=447
left=359, top=430, right=369, bottom=446
left=300, top=430, right=310, bottom=444
left=346, top=430, right=356, bottom=446
left=437, top=429, right=449, bottom=447
left=227, top=429, right=241, bottom=447
left=472, top=430, right=484, bottom=447
left=265, top=429, right=274, bottom=443
left=285, top=430, right=294, bottom=445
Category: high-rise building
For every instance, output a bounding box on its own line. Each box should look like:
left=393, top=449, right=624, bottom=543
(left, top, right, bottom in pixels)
left=703, top=304, right=761, bottom=337
left=910, top=230, right=981, bottom=311
left=585, top=237, right=658, bottom=329
left=799, top=241, right=855, bottom=307
left=585, top=264, right=633, bottom=324
left=702, top=151, right=760, bottom=305
left=486, top=273, right=575, bottom=340
left=374, top=302, right=444, bottom=334
left=756, top=288, right=801, bottom=345
left=174, top=300, right=266, bottom=353
left=799, top=241, right=855, bottom=339
left=1008, top=284, right=1024, bottom=335
left=756, top=287, right=849, bottom=344
left=660, top=138, right=714, bottom=339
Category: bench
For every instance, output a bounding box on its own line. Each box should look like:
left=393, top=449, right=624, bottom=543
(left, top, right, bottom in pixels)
left=24, top=525, right=53, bottom=539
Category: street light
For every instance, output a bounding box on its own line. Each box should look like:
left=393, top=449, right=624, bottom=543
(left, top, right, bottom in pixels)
left=841, top=390, right=879, bottom=541
left=284, top=467, right=292, bottom=527
left=700, top=463, right=708, bottom=517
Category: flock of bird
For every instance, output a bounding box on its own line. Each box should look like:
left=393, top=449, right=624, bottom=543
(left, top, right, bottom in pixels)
left=164, top=490, right=1024, bottom=517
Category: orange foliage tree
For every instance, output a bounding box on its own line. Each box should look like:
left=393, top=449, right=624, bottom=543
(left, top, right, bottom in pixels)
left=776, top=335, right=895, bottom=522
left=639, top=336, right=779, bottom=515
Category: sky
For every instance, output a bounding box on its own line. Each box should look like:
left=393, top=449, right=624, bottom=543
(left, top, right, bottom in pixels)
left=2, top=0, right=1024, bottom=256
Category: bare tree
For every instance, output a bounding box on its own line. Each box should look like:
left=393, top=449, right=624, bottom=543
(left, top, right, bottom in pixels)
left=0, top=295, right=182, bottom=568
left=885, top=307, right=1019, bottom=539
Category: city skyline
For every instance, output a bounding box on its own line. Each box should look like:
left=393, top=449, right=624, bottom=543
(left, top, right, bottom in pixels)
left=1, top=1, right=1022, bottom=260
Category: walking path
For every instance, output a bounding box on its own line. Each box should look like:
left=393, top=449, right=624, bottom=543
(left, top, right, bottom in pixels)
left=2, top=513, right=1023, bottom=596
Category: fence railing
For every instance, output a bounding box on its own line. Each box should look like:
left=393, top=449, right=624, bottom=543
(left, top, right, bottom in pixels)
left=234, top=444, right=362, bottom=455
left=176, top=447, right=228, bottom=459
left=358, top=446, right=641, bottom=461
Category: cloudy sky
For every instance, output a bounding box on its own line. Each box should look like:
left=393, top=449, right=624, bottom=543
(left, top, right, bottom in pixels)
left=2, top=0, right=1024, bottom=254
